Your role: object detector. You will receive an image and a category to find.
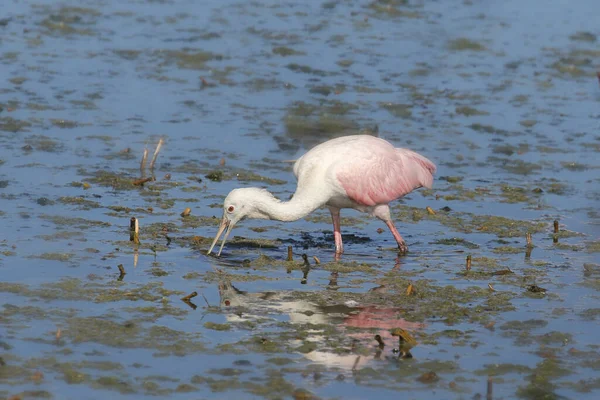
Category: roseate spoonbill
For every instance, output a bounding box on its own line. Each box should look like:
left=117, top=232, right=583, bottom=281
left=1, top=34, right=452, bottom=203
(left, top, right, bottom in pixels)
left=207, top=135, right=436, bottom=256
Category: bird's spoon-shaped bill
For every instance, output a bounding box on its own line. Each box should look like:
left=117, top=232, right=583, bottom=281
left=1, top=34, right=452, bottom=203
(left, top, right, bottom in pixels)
left=207, top=217, right=234, bottom=256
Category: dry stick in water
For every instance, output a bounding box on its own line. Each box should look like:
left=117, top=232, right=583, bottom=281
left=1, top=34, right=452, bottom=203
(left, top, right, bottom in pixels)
left=200, top=292, right=210, bottom=307
left=487, top=377, right=493, bottom=400
left=130, top=217, right=140, bottom=244
left=553, top=220, right=559, bottom=243
left=287, top=246, right=293, bottom=261
left=149, top=138, right=164, bottom=170
left=140, top=148, right=148, bottom=172
left=525, top=233, right=533, bottom=258
left=117, top=264, right=126, bottom=281
left=466, top=255, right=472, bottom=271
left=181, top=291, right=198, bottom=302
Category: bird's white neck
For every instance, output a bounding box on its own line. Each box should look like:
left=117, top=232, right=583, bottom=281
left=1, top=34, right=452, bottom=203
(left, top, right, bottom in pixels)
left=250, top=190, right=324, bottom=222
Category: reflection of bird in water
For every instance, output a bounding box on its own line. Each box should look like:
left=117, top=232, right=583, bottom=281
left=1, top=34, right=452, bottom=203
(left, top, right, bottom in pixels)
left=216, top=272, right=423, bottom=370
left=208, top=135, right=436, bottom=257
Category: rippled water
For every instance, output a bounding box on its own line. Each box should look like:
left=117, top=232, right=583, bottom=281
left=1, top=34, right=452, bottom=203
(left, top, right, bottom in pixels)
left=1, top=0, right=599, bottom=399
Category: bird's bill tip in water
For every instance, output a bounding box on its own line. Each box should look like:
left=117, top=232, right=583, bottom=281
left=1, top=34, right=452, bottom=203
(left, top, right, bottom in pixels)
left=207, top=217, right=234, bottom=256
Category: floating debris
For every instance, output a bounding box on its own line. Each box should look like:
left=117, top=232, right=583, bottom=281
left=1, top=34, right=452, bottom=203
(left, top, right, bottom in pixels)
left=466, top=255, right=472, bottom=271
left=132, top=177, right=153, bottom=186
left=426, top=206, right=436, bottom=215
left=287, top=245, right=293, bottom=261
left=181, top=207, right=192, bottom=217
left=406, top=283, right=415, bottom=296
left=488, top=283, right=496, bottom=292
left=313, top=255, right=320, bottom=264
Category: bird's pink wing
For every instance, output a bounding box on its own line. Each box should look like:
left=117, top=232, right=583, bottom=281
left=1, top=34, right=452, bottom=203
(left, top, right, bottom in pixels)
left=337, top=148, right=436, bottom=207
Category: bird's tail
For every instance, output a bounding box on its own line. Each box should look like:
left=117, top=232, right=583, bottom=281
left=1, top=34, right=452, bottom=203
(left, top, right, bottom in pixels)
left=398, top=149, right=437, bottom=189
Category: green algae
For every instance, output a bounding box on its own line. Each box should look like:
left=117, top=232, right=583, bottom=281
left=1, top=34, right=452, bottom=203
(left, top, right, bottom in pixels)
left=448, top=38, right=486, bottom=51
left=58, top=196, right=101, bottom=209
left=585, top=240, right=600, bottom=253
left=272, top=46, right=304, bottom=56
left=380, top=102, right=412, bottom=118
left=204, top=322, right=232, bottom=331
left=433, top=238, right=479, bottom=249
left=30, top=252, right=75, bottom=262
left=455, top=106, right=489, bottom=116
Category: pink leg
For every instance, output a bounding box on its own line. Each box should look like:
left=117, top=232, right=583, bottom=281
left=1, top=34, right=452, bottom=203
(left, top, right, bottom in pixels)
left=385, top=220, right=408, bottom=255
left=329, top=207, right=344, bottom=254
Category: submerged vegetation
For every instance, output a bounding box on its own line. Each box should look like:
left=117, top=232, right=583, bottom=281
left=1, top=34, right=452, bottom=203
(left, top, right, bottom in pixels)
left=0, top=0, right=598, bottom=399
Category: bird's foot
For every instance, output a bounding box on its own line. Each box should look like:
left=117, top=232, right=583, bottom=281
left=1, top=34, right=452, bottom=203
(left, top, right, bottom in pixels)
left=397, top=241, right=408, bottom=256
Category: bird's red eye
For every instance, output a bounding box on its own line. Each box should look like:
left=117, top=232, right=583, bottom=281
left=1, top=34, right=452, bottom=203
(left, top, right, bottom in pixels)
left=224, top=300, right=231, bottom=306
left=227, top=206, right=235, bottom=213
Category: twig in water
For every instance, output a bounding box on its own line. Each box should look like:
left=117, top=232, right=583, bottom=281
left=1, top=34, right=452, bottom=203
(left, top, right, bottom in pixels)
left=553, top=220, right=559, bottom=234
left=287, top=246, right=293, bottom=261
left=117, top=264, right=126, bottom=281
left=466, top=255, right=472, bottom=271
left=181, top=291, right=198, bottom=302
left=352, top=356, right=361, bottom=371
left=140, top=148, right=148, bottom=172
left=487, top=377, right=493, bottom=400
left=526, top=233, right=533, bottom=248
left=200, top=292, right=210, bottom=307
left=130, top=217, right=140, bottom=244
left=149, top=138, right=164, bottom=170
left=302, top=254, right=310, bottom=267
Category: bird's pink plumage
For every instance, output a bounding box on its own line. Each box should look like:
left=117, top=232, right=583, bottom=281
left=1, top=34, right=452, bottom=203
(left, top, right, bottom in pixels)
left=337, top=144, right=436, bottom=207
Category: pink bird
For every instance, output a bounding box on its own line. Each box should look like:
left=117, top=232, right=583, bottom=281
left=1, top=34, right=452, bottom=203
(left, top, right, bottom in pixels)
left=207, top=135, right=436, bottom=257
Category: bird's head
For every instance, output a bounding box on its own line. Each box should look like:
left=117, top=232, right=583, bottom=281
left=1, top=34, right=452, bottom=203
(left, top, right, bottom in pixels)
left=207, top=188, right=274, bottom=256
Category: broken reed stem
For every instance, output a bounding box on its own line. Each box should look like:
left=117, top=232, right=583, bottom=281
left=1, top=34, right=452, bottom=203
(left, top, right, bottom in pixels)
left=149, top=138, right=164, bottom=170
left=140, top=148, right=148, bottom=172
left=287, top=246, right=293, bottom=261
left=553, top=220, right=559, bottom=234
left=302, top=254, right=310, bottom=267
left=486, top=377, right=493, bottom=400
left=374, top=334, right=385, bottom=349
left=117, top=264, right=126, bottom=275
left=181, top=291, right=198, bottom=302
left=466, top=255, right=472, bottom=271
left=526, top=233, right=533, bottom=248
left=130, top=217, right=140, bottom=244
left=352, top=356, right=361, bottom=371
left=200, top=292, right=210, bottom=307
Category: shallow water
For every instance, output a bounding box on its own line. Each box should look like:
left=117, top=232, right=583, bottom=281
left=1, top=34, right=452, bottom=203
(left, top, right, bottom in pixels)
left=1, top=0, right=599, bottom=399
